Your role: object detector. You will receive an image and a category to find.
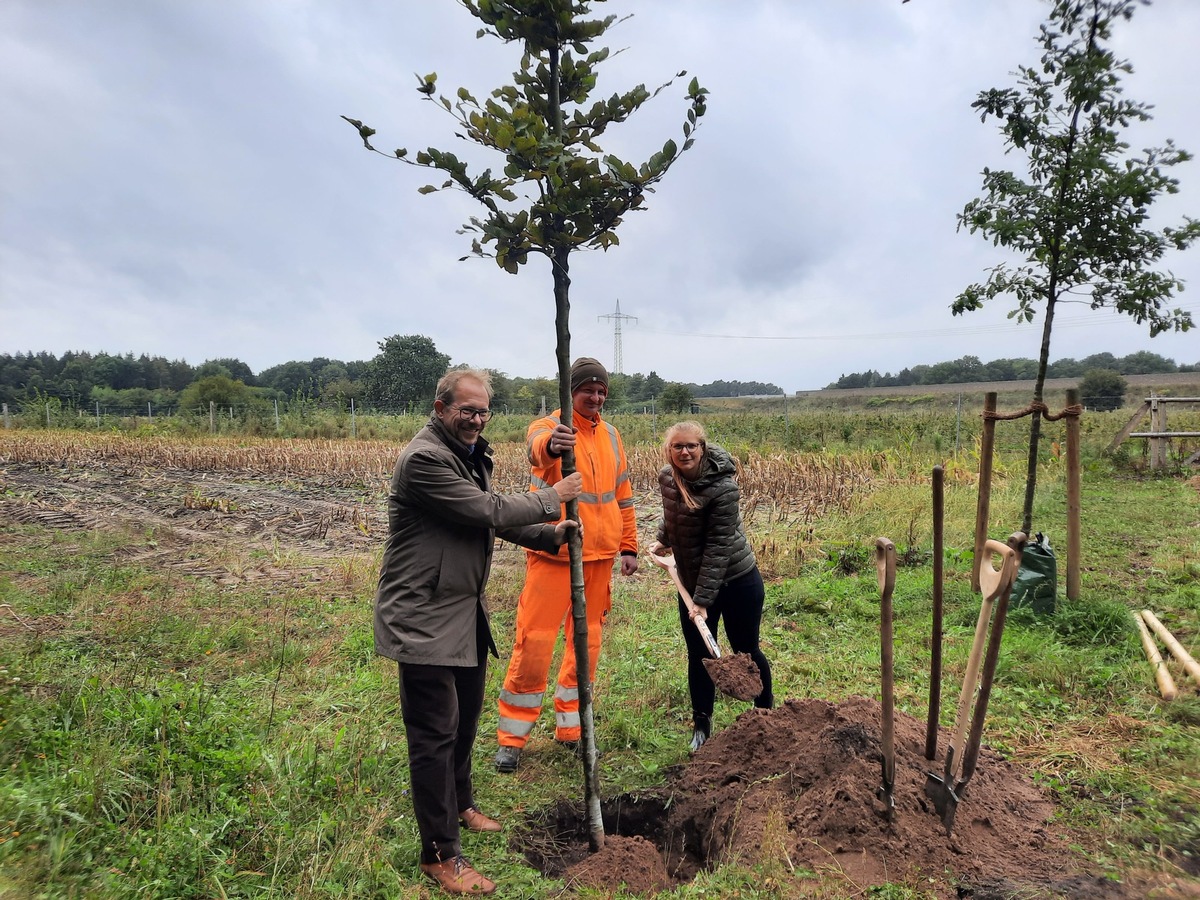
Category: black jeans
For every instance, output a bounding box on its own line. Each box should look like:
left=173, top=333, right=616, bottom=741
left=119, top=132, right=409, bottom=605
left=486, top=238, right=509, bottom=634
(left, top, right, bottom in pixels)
left=398, top=651, right=487, bottom=864
left=677, top=566, right=773, bottom=726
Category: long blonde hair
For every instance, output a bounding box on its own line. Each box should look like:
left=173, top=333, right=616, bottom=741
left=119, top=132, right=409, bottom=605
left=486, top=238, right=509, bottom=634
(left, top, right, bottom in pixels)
left=662, top=421, right=707, bottom=510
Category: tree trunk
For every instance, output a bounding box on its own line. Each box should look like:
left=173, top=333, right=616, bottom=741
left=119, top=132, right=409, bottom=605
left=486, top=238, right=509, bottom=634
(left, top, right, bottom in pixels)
left=547, top=41, right=605, bottom=852
left=1020, top=297, right=1056, bottom=535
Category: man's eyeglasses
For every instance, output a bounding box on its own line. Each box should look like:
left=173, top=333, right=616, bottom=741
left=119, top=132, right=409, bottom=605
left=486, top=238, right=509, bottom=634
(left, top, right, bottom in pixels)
left=451, top=405, right=493, bottom=422
left=670, top=442, right=702, bottom=453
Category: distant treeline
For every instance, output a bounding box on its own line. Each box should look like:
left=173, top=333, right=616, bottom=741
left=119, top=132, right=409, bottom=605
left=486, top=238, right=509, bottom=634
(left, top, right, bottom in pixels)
left=0, top=349, right=780, bottom=414
left=826, top=351, right=1195, bottom=390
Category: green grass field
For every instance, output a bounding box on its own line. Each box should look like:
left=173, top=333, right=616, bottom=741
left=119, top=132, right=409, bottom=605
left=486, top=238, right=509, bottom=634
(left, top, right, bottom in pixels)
left=0, top=413, right=1197, bottom=898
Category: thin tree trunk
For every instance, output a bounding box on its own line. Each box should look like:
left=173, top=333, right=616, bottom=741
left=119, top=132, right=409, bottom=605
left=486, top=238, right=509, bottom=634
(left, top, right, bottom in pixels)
left=1021, top=298, right=1055, bottom=535
left=546, top=40, right=605, bottom=852
left=1021, top=11, right=1098, bottom=535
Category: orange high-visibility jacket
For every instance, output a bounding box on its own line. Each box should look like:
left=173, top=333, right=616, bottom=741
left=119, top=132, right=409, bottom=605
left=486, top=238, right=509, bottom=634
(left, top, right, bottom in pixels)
left=526, top=408, right=637, bottom=562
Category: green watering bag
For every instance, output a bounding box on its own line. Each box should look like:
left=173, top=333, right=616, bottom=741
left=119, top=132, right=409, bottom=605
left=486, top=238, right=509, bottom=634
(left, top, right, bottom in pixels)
left=1011, top=532, right=1056, bottom=615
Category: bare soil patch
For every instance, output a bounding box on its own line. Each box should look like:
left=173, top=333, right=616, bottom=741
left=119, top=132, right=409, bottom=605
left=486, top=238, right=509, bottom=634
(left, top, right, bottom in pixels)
left=529, top=698, right=1161, bottom=898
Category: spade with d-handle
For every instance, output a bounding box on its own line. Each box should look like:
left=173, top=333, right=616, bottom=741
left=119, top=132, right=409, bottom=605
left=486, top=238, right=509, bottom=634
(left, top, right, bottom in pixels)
left=925, top=533, right=1023, bottom=835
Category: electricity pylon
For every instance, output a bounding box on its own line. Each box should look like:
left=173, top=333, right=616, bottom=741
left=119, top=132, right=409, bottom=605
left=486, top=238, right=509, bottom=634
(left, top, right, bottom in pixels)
left=598, top=300, right=637, bottom=375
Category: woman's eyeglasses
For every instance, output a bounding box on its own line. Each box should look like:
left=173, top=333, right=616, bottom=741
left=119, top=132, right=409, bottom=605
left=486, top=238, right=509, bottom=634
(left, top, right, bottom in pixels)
left=451, top=405, right=493, bottom=421
left=670, top=442, right=702, bottom=453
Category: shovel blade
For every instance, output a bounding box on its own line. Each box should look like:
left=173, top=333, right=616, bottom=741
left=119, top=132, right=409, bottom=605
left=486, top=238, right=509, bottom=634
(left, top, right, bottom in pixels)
left=923, top=771, right=961, bottom=834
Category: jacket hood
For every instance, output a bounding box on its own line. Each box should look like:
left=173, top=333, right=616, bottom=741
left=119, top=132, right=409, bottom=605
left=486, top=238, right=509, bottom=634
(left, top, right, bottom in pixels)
left=692, top=443, right=737, bottom=486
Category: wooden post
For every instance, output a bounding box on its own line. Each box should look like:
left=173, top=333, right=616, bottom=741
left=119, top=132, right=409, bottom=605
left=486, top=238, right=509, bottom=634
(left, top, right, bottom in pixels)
left=2, top=403, right=9, bottom=430
left=1150, top=394, right=1167, bottom=470
left=1065, top=389, right=1081, bottom=601
left=971, top=392, right=997, bottom=593
left=209, top=401, right=216, bottom=434
left=1134, top=612, right=1177, bottom=701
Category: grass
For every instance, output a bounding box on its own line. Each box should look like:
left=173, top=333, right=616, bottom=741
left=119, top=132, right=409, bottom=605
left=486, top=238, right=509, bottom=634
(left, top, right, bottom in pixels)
left=0, top=419, right=1198, bottom=897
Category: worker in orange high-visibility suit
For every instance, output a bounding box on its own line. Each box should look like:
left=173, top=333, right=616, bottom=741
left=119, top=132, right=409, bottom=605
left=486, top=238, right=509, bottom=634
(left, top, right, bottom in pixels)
left=494, top=358, right=638, bottom=772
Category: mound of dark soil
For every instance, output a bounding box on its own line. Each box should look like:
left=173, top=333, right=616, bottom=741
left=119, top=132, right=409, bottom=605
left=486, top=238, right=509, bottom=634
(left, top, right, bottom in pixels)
left=524, top=697, right=1149, bottom=898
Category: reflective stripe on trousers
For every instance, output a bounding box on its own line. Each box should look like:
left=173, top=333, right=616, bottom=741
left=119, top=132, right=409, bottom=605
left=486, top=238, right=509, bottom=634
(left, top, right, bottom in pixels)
left=496, top=554, right=613, bottom=747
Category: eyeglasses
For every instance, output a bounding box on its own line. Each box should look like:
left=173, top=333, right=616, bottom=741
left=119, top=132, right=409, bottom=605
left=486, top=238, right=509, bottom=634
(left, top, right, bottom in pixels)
left=450, top=405, right=493, bottom=422
left=670, top=442, right=702, bottom=453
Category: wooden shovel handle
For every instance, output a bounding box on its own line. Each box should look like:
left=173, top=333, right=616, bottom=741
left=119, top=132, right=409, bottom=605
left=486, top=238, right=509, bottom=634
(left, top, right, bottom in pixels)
left=647, top=547, right=721, bottom=658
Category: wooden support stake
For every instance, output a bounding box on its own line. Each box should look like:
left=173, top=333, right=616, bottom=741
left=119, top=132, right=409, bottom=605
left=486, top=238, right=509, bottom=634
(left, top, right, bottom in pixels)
left=1141, top=610, right=1200, bottom=688
left=972, top=392, right=997, bottom=594
left=1135, top=612, right=1177, bottom=701
left=1065, top=389, right=1082, bottom=601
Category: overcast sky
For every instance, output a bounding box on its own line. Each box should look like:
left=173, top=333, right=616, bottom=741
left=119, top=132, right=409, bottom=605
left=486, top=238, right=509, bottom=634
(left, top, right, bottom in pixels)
left=2, top=1, right=1198, bottom=392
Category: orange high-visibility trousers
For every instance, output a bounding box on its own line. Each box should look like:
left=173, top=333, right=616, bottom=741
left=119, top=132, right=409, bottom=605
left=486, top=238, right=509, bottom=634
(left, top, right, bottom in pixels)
left=496, top=554, right=613, bottom=747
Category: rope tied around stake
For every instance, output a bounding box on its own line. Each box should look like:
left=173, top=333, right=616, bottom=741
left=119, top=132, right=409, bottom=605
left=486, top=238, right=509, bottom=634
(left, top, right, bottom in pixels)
left=983, top=402, right=1084, bottom=422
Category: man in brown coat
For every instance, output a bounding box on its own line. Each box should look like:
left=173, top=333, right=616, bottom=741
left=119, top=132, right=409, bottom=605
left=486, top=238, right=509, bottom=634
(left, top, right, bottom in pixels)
left=374, top=368, right=581, bottom=895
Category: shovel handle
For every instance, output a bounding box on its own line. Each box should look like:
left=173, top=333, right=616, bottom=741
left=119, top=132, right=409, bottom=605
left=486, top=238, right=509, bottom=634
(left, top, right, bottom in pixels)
left=647, top=547, right=721, bottom=658
left=927, top=465, right=944, bottom=762
left=875, top=538, right=896, bottom=792
left=956, top=534, right=1025, bottom=789
left=948, top=538, right=1019, bottom=776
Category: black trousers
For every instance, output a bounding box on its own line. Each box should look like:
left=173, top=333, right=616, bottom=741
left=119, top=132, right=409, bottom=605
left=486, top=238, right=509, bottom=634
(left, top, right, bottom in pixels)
left=677, top=566, right=773, bottom=726
left=397, top=641, right=488, bottom=863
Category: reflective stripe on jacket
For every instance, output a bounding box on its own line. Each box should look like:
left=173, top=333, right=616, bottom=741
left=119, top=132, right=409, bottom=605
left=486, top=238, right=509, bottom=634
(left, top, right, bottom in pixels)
left=527, top=408, right=637, bottom=562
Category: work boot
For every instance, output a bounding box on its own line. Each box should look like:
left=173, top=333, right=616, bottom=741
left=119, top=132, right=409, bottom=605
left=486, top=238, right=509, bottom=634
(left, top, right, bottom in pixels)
left=493, top=745, right=521, bottom=773
left=419, top=855, right=496, bottom=895
left=689, top=716, right=711, bottom=754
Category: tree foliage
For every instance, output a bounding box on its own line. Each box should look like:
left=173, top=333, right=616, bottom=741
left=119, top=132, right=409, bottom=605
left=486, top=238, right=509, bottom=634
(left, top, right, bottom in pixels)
left=364, top=335, right=450, bottom=408
left=343, top=5, right=707, bottom=275
left=1078, top=368, right=1128, bottom=411
left=955, top=0, right=1199, bottom=532
left=659, top=382, right=694, bottom=413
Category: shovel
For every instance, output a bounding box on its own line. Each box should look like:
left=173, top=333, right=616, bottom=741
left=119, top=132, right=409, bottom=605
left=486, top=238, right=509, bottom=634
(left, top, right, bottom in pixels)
left=875, top=537, right=897, bottom=821
left=646, top=546, right=721, bottom=658
left=924, top=534, right=1022, bottom=834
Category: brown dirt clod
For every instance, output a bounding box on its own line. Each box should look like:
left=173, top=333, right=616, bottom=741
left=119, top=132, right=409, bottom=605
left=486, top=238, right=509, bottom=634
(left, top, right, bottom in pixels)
left=702, top=651, right=763, bottom=701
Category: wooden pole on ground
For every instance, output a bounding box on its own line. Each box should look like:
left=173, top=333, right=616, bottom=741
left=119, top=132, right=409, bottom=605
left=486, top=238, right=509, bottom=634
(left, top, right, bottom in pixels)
left=1141, top=610, right=1200, bottom=688
left=1134, top=612, right=1177, bottom=701
left=1065, top=389, right=1082, bottom=601
left=971, top=392, right=997, bottom=593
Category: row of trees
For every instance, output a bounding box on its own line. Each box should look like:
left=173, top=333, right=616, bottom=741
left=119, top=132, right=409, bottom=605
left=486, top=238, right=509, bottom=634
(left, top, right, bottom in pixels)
left=828, top=350, right=1192, bottom=390
left=1, top=335, right=788, bottom=414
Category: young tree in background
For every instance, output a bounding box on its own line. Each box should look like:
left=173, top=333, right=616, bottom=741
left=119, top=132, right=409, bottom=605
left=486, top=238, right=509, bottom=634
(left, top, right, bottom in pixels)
left=954, top=0, right=1199, bottom=535
left=344, top=1, right=707, bottom=848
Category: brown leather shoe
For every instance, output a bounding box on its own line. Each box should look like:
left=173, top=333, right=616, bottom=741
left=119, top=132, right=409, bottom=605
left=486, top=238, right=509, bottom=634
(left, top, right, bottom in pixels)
left=459, top=806, right=502, bottom=833
left=419, top=855, right=496, bottom=895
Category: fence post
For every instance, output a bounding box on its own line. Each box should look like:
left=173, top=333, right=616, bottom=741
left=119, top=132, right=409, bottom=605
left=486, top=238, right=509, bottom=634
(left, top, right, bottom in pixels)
left=46, top=403, right=51, bottom=428
left=955, top=392, right=963, bottom=458
left=351, top=398, right=357, bottom=438
left=148, top=402, right=153, bottom=421
left=274, top=399, right=281, bottom=431
left=1065, top=388, right=1082, bottom=601
left=1149, top=393, right=1167, bottom=470
left=971, top=392, right=998, bottom=594
left=2, top=403, right=9, bottom=430
left=209, top=401, right=216, bottom=434
left=95, top=401, right=101, bottom=427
